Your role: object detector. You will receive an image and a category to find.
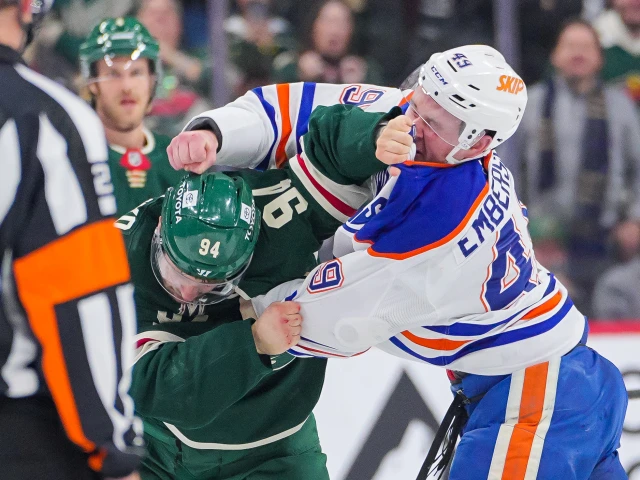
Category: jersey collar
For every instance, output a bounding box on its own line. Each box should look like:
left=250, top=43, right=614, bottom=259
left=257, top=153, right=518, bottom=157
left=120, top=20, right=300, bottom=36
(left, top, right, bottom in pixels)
left=110, top=126, right=156, bottom=155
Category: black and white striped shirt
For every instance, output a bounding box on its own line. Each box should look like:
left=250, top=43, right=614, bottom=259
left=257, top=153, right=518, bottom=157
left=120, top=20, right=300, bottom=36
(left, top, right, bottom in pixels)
left=0, top=44, right=143, bottom=477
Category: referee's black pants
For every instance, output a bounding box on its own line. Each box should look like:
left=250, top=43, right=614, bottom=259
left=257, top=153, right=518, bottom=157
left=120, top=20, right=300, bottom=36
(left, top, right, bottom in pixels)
left=0, top=395, right=101, bottom=480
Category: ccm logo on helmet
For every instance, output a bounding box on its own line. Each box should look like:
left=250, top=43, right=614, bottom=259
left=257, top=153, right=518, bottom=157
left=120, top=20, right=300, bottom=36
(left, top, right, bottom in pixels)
left=431, top=66, right=448, bottom=86
left=496, top=75, right=524, bottom=95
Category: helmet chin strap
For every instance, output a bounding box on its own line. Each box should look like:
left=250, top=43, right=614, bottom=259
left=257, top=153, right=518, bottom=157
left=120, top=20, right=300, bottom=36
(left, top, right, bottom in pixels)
left=445, top=145, right=464, bottom=164
left=445, top=143, right=493, bottom=165
left=444, top=126, right=489, bottom=164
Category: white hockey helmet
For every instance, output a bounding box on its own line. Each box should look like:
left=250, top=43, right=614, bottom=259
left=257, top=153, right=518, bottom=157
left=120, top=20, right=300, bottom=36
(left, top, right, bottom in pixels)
left=404, top=44, right=527, bottom=164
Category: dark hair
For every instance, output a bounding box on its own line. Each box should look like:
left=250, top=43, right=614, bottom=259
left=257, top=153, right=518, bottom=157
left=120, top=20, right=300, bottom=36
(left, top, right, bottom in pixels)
left=552, top=17, right=603, bottom=54
left=0, top=0, right=20, bottom=9
left=299, top=0, right=354, bottom=53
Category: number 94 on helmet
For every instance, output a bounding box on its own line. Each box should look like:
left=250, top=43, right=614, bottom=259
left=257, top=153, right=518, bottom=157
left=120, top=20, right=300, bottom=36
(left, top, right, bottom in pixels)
left=151, top=173, right=261, bottom=305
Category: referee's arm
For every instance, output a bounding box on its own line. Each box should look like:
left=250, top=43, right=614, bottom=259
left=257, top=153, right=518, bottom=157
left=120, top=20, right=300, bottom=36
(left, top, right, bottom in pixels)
left=1, top=63, right=144, bottom=477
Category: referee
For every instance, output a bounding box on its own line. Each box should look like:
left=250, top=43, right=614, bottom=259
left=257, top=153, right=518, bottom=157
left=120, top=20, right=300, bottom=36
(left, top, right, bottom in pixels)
left=0, top=1, right=143, bottom=479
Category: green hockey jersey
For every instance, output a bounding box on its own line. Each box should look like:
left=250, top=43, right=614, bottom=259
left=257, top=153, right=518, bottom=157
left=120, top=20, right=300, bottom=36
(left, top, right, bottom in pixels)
left=117, top=105, right=394, bottom=452
left=108, top=128, right=184, bottom=217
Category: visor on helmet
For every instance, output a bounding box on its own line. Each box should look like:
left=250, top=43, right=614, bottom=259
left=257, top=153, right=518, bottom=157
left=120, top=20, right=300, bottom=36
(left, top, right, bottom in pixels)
left=402, top=77, right=485, bottom=150
left=150, top=232, right=250, bottom=305
left=85, top=51, right=156, bottom=85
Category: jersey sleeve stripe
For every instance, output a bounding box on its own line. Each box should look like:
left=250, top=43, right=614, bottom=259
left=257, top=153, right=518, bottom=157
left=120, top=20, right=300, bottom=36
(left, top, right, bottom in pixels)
left=290, top=153, right=360, bottom=221
left=521, top=290, right=562, bottom=320
left=295, top=83, right=316, bottom=154
left=388, top=296, right=576, bottom=368
left=252, top=87, right=278, bottom=171
left=133, top=331, right=186, bottom=364
left=275, top=84, right=292, bottom=168
left=400, top=331, right=471, bottom=351
left=368, top=183, right=489, bottom=259
left=12, top=219, right=130, bottom=453
left=422, top=275, right=557, bottom=336
left=288, top=343, right=368, bottom=358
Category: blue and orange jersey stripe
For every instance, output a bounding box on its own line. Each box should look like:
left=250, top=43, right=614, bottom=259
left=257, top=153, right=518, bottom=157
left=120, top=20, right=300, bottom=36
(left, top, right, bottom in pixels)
left=275, top=83, right=292, bottom=168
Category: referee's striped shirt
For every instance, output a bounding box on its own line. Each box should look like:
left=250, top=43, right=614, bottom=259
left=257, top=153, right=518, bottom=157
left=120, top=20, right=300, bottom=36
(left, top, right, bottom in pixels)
left=0, top=44, right=143, bottom=476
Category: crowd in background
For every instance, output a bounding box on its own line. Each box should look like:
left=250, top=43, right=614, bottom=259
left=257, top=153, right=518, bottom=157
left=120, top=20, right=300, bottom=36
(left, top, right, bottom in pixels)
left=25, top=0, right=640, bottom=319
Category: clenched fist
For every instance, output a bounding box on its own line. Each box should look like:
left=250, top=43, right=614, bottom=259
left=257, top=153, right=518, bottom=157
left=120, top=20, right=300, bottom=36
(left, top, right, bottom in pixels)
left=375, top=115, right=414, bottom=166
left=251, top=301, right=302, bottom=355
left=167, top=130, right=219, bottom=174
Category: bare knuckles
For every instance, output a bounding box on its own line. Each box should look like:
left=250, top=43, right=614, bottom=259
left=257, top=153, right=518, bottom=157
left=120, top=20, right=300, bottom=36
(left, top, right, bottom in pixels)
left=375, top=115, right=414, bottom=165
left=252, top=301, right=303, bottom=355
left=167, top=130, right=219, bottom=174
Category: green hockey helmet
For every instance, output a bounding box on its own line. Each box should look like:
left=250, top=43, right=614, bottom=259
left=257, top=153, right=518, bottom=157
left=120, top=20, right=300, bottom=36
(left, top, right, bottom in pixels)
left=79, top=17, right=160, bottom=81
left=151, top=173, right=261, bottom=305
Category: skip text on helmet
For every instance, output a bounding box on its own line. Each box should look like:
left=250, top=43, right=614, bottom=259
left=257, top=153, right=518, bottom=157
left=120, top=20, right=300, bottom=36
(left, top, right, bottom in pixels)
left=496, top=75, right=525, bottom=95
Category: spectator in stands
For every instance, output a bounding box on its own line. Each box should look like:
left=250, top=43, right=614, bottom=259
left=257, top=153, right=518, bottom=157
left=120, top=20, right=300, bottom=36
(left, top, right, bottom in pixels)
left=226, top=0, right=296, bottom=94
left=272, top=0, right=383, bottom=84
left=137, top=0, right=212, bottom=137
left=518, top=0, right=584, bottom=84
left=593, top=220, right=640, bottom=318
left=80, top=17, right=183, bottom=217
left=29, top=0, right=135, bottom=90
left=518, top=19, right=640, bottom=313
left=594, top=0, right=640, bottom=105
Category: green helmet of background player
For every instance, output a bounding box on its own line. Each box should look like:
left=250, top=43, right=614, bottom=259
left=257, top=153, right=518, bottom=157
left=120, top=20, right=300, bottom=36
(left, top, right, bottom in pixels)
left=79, top=16, right=160, bottom=81
left=150, top=173, right=261, bottom=305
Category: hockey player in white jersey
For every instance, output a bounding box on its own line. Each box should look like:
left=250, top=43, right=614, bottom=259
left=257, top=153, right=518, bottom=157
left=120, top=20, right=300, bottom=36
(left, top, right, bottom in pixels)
left=244, top=46, right=627, bottom=479
left=166, top=46, right=627, bottom=479
left=167, top=81, right=410, bottom=174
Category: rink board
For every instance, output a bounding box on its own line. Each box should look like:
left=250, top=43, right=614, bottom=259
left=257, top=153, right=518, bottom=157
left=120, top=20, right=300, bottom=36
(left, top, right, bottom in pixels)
left=314, top=321, right=640, bottom=480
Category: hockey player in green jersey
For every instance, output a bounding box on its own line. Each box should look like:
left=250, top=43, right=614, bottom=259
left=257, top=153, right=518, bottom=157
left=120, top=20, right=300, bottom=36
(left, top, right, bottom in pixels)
left=79, top=17, right=183, bottom=217
left=116, top=103, right=402, bottom=479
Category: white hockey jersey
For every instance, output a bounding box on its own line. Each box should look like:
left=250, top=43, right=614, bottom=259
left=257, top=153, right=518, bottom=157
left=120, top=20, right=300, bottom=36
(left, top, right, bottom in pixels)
left=253, top=153, right=586, bottom=376
left=185, top=82, right=409, bottom=170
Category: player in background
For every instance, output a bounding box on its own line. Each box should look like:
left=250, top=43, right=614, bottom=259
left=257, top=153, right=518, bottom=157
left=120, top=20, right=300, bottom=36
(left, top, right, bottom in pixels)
left=0, top=1, right=143, bottom=479
left=79, top=17, right=184, bottom=218
left=116, top=104, right=402, bottom=479
left=248, top=45, right=628, bottom=479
